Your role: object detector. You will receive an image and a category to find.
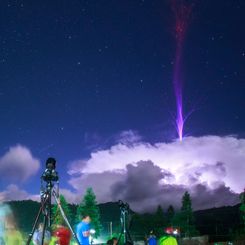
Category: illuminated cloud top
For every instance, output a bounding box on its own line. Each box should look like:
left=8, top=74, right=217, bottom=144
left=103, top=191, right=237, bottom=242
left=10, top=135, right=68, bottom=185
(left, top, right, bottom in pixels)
left=67, top=134, right=242, bottom=211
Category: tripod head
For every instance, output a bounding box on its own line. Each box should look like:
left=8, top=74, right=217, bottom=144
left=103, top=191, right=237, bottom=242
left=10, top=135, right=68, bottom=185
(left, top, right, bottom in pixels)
left=118, top=200, right=129, bottom=212
left=41, top=157, right=59, bottom=183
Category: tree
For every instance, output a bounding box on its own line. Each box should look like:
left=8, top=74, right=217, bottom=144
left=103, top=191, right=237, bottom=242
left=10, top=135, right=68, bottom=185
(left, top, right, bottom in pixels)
left=240, top=190, right=245, bottom=222
left=52, top=195, right=72, bottom=228
left=177, top=191, right=198, bottom=237
left=239, top=190, right=245, bottom=235
left=131, top=213, right=154, bottom=239
left=76, top=187, right=102, bottom=238
left=166, top=205, right=175, bottom=227
left=153, top=205, right=166, bottom=236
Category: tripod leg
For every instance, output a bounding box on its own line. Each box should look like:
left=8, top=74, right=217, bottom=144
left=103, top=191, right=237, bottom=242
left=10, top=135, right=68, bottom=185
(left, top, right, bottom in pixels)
left=117, top=227, right=124, bottom=245
left=41, top=213, right=48, bottom=245
left=26, top=205, right=43, bottom=245
left=52, top=190, right=81, bottom=245
left=48, top=193, right=52, bottom=227
left=126, top=229, right=133, bottom=243
left=118, top=211, right=126, bottom=245
left=26, top=193, right=50, bottom=245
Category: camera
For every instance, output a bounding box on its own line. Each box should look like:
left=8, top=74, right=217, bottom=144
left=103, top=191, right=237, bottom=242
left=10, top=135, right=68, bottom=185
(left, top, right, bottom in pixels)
left=118, top=200, right=129, bottom=210
left=41, top=157, right=59, bottom=182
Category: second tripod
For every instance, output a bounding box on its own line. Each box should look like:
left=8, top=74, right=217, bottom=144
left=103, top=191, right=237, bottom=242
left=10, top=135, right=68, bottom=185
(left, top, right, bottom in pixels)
left=117, top=200, right=133, bottom=245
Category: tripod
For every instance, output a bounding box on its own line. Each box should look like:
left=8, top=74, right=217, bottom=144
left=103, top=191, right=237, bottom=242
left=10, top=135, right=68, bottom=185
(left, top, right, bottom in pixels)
left=117, top=201, right=132, bottom=245
left=26, top=175, right=80, bottom=244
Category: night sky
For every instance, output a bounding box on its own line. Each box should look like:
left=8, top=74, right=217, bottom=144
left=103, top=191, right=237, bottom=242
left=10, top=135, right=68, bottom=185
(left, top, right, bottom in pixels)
left=0, top=0, right=244, bottom=211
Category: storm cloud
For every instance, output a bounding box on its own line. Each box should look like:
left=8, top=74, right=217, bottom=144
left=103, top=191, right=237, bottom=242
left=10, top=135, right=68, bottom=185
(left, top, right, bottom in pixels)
left=68, top=135, right=242, bottom=212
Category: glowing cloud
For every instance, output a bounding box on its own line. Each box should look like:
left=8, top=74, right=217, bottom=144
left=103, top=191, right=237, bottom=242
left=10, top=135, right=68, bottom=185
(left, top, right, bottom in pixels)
left=68, top=134, right=243, bottom=211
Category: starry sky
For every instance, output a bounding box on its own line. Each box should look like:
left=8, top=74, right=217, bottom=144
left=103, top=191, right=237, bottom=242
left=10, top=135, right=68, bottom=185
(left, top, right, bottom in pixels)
left=0, top=0, right=244, bottom=211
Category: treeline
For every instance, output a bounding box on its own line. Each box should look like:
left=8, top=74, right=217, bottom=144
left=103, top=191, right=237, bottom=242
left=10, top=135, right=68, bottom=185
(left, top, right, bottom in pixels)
left=6, top=190, right=244, bottom=242
left=131, top=191, right=199, bottom=239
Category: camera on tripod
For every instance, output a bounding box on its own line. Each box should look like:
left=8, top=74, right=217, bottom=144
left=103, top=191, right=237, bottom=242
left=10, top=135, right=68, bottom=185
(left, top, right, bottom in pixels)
left=41, top=157, right=59, bottom=182
left=27, top=157, right=81, bottom=245
left=117, top=200, right=132, bottom=244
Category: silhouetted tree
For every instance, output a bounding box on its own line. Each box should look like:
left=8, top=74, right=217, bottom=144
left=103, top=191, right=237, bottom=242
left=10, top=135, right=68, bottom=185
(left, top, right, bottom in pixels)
left=238, top=189, right=245, bottom=238
left=166, top=205, right=175, bottom=227
left=177, top=191, right=198, bottom=237
left=240, top=190, right=245, bottom=224
left=153, top=205, right=166, bottom=236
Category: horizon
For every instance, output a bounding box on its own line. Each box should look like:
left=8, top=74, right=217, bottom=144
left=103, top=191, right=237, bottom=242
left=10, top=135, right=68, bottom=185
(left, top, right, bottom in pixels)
left=4, top=198, right=241, bottom=214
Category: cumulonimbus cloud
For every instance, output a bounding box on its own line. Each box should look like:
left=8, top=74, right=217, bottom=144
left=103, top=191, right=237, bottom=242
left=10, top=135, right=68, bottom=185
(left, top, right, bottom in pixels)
left=0, top=145, right=40, bottom=182
left=68, top=135, right=243, bottom=211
